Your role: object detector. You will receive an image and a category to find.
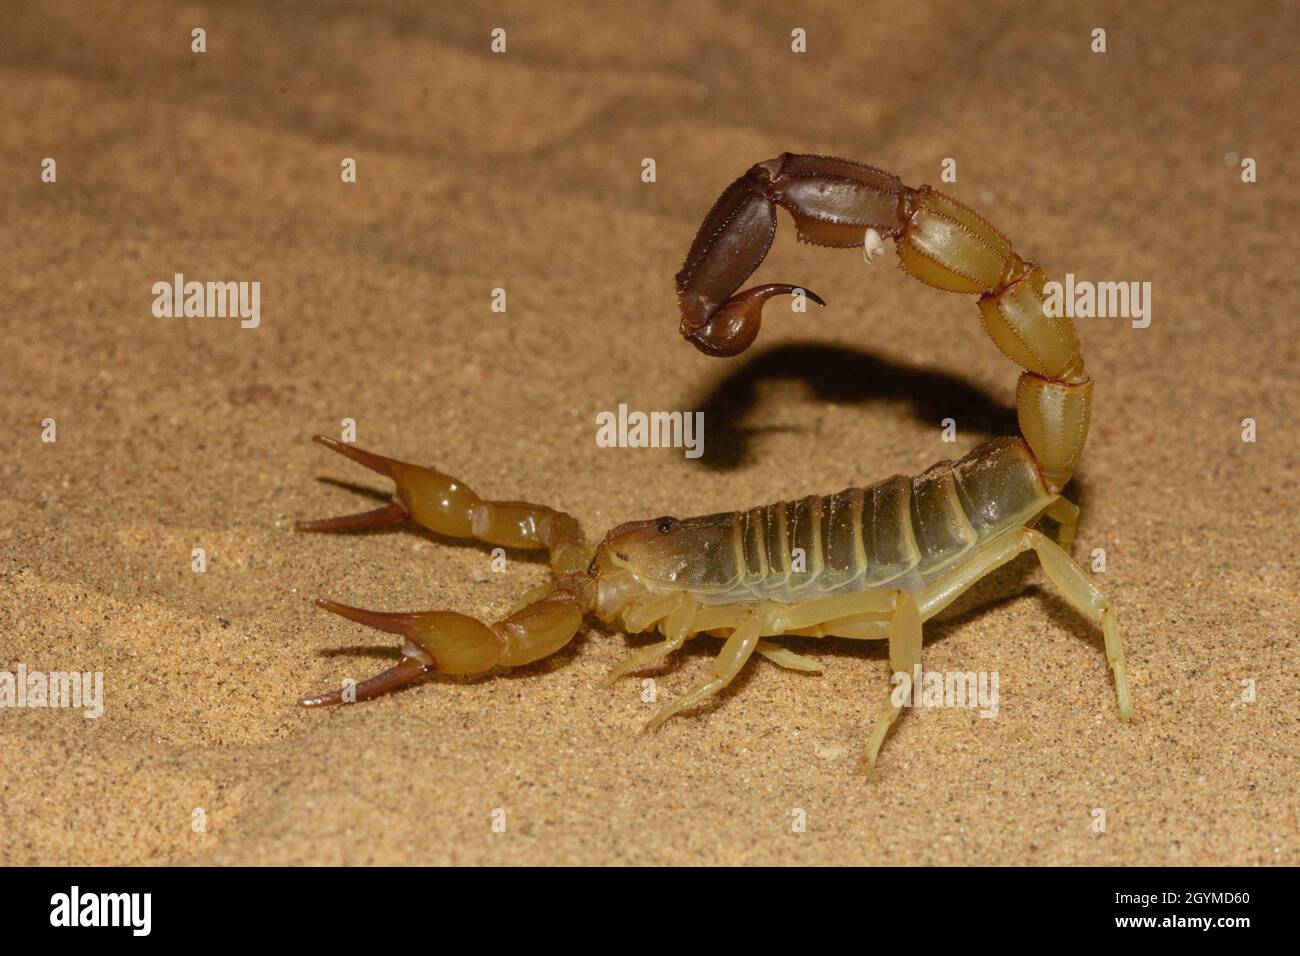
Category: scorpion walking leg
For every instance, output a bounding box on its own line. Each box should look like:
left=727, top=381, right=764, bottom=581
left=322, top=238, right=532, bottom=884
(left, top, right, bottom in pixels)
left=609, top=601, right=825, bottom=680
left=620, top=592, right=685, bottom=635
left=768, top=590, right=926, bottom=771
left=915, top=530, right=1034, bottom=621
left=861, top=591, right=923, bottom=775
left=643, top=610, right=767, bottom=730
left=601, top=593, right=696, bottom=686
left=1045, top=497, right=1080, bottom=552
left=1024, top=530, right=1132, bottom=720
left=605, top=600, right=757, bottom=685
left=913, top=527, right=1131, bottom=720
left=767, top=592, right=897, bottom=656
left=754, top=641, right=823, bottom=672
left=641, top=591, right=919, bottom=762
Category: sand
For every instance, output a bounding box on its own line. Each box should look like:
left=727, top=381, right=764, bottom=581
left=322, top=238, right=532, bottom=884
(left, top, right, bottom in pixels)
left=1, top=0, right=1296, bottom=866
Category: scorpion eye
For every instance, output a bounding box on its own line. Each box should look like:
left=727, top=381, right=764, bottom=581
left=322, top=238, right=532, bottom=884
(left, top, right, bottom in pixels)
left=656, top=517, right=676, bottom=534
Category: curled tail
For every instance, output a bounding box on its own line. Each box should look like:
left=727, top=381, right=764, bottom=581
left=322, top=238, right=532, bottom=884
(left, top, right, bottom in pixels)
left=676, top=153, right=1091, bottom=494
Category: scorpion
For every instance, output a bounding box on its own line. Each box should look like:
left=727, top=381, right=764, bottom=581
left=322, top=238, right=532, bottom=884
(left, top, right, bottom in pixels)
left=295, top=153, right=1133, bottom=773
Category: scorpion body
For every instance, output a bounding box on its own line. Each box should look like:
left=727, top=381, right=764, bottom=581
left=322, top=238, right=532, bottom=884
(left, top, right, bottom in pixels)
left=296, top=154, right=1132, bottom=773
left=602, top=438, right=1053, bottom=609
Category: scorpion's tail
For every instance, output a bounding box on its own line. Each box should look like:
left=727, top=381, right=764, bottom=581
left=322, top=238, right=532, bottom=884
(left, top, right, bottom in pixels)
left=295, top=435, right=594, bottom=705
left=676, top=153, right=1092, bottom=494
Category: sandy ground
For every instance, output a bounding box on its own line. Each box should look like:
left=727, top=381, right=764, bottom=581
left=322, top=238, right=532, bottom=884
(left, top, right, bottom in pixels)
left=1, top=0, right=1296, bottom=866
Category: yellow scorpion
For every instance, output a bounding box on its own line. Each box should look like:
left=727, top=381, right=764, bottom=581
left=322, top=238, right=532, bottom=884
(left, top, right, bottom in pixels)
left=296, top=153, right=1132, bottom=773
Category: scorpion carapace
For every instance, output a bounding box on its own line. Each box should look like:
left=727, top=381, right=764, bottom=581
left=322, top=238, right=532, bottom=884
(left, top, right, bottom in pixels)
left=296, top=153, right=1132, bottom=774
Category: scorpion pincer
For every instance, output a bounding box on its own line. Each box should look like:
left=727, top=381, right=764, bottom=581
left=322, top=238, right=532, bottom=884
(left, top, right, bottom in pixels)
left=295, top=153, right=1132, bottom=775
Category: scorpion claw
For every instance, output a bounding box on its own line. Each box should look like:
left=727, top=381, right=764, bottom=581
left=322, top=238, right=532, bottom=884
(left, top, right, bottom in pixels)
left=296, top=435, right=418, bottom=532
left=308, top=434, right=398, bottom=476
left=297, top=440, right=592, bottom=708
left=314, top=597, right=421, bottom=634
left=299, top=656, right=433, bottom=707
left=310, top=596, right=509, bottom=682
left=295, top=499, right=408, bottom=533
left=302, top=592, right=585, bottom=707
left=298, top=434, right=490, bottom=541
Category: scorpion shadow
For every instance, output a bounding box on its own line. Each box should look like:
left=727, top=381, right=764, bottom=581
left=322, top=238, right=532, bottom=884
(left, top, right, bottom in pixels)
left=678, top=337, right=1090, bottom=531
left=685, top=340, right=1018, bottom=471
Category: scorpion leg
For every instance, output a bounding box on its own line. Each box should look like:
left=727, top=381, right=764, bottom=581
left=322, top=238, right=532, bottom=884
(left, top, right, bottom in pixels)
left=611, top=601, right=823, bottom=682
left=1045, top=496, right=1080, bottom=552
left=767, top=588, right=926, bottom=773
left=862, top=591, right=923, bottom=776
left=754, top=641, right=823, bottom=672
left=603, top=593, right=696, bottom=686
left=643, top=610, right=767, bottom=730
left=689, top=591, right=918, bottom=767
left=634, top=589, right=924, bottom=770
left=915, top=530, right=1035, bottom=621
left=1024, top=530, right=1132, bottom=720
left=621, top=592, right=684, bottom=634
left=912, top=527, right=1131, bottom=719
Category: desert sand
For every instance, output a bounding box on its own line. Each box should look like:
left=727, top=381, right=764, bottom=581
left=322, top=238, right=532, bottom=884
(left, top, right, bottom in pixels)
left=0, top=0, right=1295, bottom=865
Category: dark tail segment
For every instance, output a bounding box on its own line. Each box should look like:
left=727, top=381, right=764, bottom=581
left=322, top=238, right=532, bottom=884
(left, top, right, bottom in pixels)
left=675, top=154, right=908, bottom=356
